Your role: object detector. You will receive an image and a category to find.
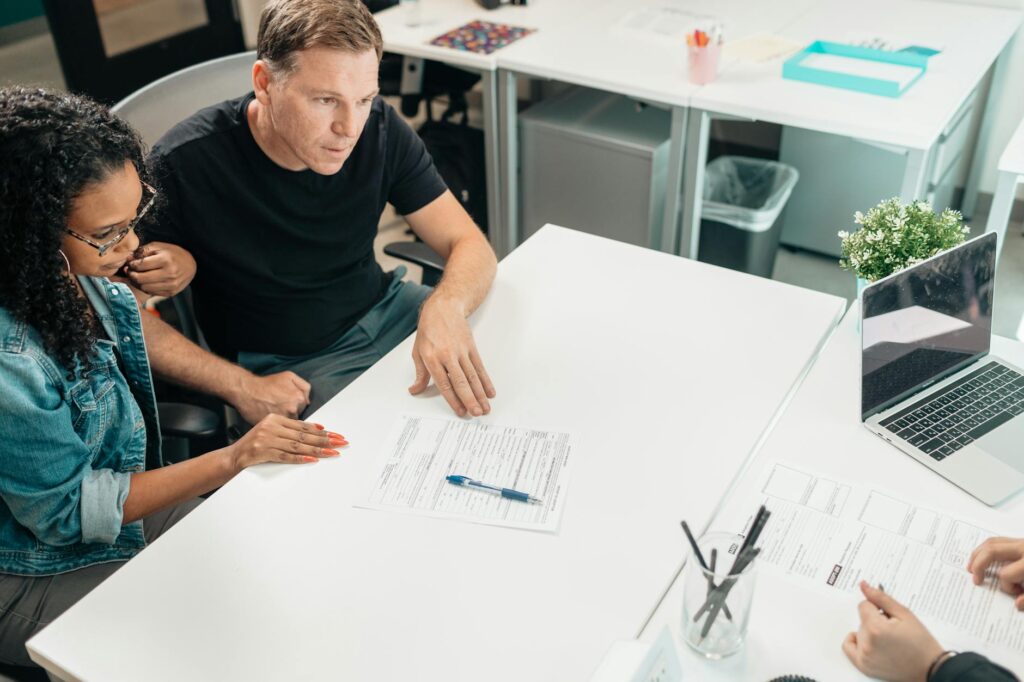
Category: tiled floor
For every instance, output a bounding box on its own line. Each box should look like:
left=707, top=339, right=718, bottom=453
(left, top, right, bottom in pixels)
left=1, top=28, right=1022, bottom=340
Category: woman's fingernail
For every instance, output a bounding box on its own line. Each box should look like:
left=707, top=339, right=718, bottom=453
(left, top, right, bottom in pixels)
left=314, top=423, right=325, bottom=430
left=303, top=456, right=318, bottom=463
left=328, top=436, right=345, bottom=445
left=327, top=431, right=343, bottom=439
left=321, top=448, right=339, bottom=456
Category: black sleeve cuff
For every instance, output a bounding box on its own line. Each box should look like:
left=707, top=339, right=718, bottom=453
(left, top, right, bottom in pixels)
left=931, top=651, right=1019, bottom=682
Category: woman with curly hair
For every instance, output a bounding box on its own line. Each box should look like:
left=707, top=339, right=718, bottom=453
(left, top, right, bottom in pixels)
left=0, top=86, right=348, bottom=668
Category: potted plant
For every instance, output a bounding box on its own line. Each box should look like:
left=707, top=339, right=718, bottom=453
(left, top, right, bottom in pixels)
left=838, top=197, right=970, bottom=297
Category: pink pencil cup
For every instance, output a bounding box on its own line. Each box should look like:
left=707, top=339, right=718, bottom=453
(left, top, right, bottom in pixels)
left=687, top=43, right=721, bottom=85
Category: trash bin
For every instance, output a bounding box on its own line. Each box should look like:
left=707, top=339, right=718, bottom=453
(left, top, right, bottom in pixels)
left=697, top=156, right=799, bottom=278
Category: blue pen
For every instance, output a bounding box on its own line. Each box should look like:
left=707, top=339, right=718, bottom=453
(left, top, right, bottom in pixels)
left=446, top=475, right=543, bottom=504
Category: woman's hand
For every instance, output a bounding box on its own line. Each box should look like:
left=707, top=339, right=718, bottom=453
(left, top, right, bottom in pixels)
left=228, top=414, right=347, bottom=471
left=842, top=581, right=944, bottom=682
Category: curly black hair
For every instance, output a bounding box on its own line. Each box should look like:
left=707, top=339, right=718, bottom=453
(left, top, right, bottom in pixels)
left=0, top=86, right=151, bottom=377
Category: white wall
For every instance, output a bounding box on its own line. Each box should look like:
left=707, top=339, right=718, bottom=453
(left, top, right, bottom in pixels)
left=943, top=0, right=1024, bottom=198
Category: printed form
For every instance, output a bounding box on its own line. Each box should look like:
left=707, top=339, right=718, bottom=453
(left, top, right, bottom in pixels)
left=724, top=462, right=1024, bottom=653
left=358, top=416, right=574, bottom=533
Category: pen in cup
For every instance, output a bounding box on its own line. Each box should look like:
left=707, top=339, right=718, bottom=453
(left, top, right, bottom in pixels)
left=681, top=520, right=733, bottom=621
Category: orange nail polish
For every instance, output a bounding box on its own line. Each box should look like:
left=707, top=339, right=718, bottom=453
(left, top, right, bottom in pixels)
left=313, top=423, right=325, bottom=430
left=303, top=456, right=318, bottom=463
left=322, top=448, right=338, bottom=456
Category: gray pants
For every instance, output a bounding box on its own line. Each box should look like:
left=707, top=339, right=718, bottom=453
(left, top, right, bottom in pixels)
left=238, top=267, right=432, bottom=418
left=0, top=498, right=202, bottom=668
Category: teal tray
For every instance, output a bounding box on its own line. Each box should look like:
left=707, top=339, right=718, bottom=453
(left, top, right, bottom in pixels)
left=782, top=40, right=929, bottom=98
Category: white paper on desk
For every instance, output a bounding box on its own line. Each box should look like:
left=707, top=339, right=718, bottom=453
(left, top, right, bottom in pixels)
left=844, top=32, right=945, bottom=56
left=800, top=52, right=922, bottom=89
left=357, top=415, right=574, bottom=532
left=720, top=462, right=1024, bottom=654
left=613, top=4, right=707, bottom=43
left=724, top=34, right=804, bottom=63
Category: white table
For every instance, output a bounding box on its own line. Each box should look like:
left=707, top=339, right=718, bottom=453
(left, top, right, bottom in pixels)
left=377, top=0, right=812, bottom=258
left=985, top=116, right=1024, bottom=259
left=679, top=0, right=1022, bottom=258
left=642, top=303, right=1024, bottom=680
left=493, top=0, right=814, bottom=257
left=379, top=0, right=1020, bottom=263
left=28, top=226, right=845, bottom=682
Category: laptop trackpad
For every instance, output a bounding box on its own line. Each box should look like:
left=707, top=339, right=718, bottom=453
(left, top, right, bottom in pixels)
left=979, top=415, right=1024, bottom=473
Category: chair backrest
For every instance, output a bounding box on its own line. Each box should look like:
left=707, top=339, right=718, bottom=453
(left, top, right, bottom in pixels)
left=111, top=51, right=257, bottom=147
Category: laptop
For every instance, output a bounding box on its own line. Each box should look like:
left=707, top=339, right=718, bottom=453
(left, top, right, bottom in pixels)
left=861, top=232, right=1024, bottom=506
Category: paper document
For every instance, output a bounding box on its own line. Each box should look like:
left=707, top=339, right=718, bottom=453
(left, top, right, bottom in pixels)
left=724, top=34, right=804, bottom=63
left=845, top=33, right=944, bottom=57
left=358, top=416, right=574, bottom=532
left=614, top=5, right=706, bottom=42
left=724, top=462, right=1024, bottom=653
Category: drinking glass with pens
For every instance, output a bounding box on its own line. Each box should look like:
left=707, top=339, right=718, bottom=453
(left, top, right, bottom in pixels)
left=686, top=24, right=722, bottom=85
left=680, top=505, right=770, bottom=658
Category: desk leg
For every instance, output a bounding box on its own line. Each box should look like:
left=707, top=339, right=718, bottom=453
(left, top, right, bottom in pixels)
left=961, top=34, right=1016, bottom=219
left=479, top=69, right=504, bottom=259
left=660, top=106, right=689, bottom=255
left=678, top=108, right=709, bottom=259
left=899, top=147, right=930, bottom=203
left=985, top=171, right=1018, bottom=261
left=497, top=69, right=518, bottom=259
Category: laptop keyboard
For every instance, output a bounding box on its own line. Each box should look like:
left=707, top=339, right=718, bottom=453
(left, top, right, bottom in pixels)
left=879, top=361, right=1024, bottom=462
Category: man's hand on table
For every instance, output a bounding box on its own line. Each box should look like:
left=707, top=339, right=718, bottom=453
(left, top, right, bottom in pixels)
left=229, top=371, right=312, bottom=424
left=968, top=536, right=1024, bottom=609
left=408, top=294, right=495, bottom=417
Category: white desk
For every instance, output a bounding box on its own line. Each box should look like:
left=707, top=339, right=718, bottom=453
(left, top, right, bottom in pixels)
left=377, top=0, right=812, bottom=258
left=493, top=0, right=813, bottom=257
left=643, top=303, right=1024, bottom=680
left=28, top=226, right=845, bottom=682
left=681, top=0, right=1021, bottom=258
left=378, top=0, right=1019, bottom=263
left=985, top=116, right=1024, bottom=259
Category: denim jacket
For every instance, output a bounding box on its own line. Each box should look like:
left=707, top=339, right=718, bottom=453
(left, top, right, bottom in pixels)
left=0, top=277, right=162, bottom=576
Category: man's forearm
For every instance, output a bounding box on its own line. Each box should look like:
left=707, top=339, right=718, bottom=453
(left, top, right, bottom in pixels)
left=429, top=230, right=496, bottom=315
left=138, top=309, right=248, bottom=404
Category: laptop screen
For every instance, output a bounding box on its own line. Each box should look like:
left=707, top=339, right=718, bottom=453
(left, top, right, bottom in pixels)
left=861, top=232, right=996, bottom=420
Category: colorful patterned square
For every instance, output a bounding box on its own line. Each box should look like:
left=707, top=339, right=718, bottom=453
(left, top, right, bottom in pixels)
left=429, top=20, right=536, bottom=54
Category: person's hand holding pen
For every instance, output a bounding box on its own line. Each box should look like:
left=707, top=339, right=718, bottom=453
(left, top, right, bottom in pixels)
left=968, top=537, right=1024, bottom=609
left=842, top=581, right=944, bottom=682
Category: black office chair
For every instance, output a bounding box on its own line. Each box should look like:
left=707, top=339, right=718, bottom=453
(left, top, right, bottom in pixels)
left=150, top=289, right=229, bottom=463
left=383, top=240, right=446, bottom=287
left=0, top=661, right=50, bottom=682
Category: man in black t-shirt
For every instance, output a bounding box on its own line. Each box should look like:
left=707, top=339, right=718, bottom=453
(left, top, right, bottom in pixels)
left=134, top=0, right=497, bottom=419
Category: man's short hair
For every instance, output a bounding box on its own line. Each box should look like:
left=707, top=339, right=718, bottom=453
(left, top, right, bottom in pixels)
left=257, top=0, right=383, bottom=76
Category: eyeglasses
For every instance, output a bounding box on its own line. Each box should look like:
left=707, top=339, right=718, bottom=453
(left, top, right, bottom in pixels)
left=64, top=181, right=158, bottom=256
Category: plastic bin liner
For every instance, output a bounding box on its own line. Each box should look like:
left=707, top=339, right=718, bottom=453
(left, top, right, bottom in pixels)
left=702, top=156, right=799, bottom=233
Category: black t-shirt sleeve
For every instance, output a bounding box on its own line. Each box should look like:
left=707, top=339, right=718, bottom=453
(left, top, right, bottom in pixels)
left=931, top=652, right=1019, bottom=682
left=142, top=147, right=188, bottom=249
left=383, top=103, right=448, bottom=216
